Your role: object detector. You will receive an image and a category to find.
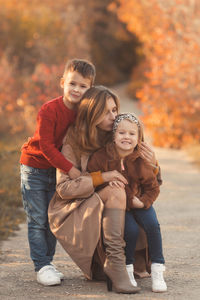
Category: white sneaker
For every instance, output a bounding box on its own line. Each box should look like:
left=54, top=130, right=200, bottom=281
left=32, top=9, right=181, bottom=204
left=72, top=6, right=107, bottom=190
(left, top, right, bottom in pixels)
left=126, top=264, right=138, bottom=287
left=151, top=263, right=167, bottom=293
left=50, top=263, right=64, bottom=280
left=37, top=265, right=61, bottom=286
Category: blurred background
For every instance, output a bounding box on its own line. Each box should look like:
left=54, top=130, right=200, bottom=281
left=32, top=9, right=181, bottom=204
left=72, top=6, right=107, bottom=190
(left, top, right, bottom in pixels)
left=0, top=0, right=200, bottom=240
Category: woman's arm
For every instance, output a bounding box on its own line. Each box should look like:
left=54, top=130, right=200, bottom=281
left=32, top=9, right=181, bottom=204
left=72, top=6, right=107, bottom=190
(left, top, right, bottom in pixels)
left=139, top=141, right=162, bottom=184
left=135, top=163, right=160, bottom=209
left=87, top=150, right=128, bottom=186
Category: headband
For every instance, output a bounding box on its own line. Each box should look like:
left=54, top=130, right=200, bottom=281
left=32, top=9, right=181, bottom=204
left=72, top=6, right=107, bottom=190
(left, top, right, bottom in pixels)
left=113, top=113, right=140, bottom=134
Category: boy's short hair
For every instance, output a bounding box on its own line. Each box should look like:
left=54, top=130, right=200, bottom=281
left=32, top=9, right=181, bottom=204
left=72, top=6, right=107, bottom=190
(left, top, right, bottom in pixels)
left=63, top=58, right=96, bottom=85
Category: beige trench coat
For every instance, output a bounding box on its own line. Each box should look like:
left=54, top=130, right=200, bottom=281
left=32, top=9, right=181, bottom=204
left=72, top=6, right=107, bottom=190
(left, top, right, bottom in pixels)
left=48, top=143, right=149, bottom=280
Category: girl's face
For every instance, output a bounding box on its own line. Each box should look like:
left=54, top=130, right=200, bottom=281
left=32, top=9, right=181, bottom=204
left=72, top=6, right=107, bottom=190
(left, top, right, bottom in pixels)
left=97, top=97, right=118, bottom=131
left=114, top=119, right=139, bottom=157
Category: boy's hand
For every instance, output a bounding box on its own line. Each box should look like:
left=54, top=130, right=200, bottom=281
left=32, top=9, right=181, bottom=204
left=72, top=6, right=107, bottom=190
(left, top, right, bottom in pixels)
left=68, top=166, right=81, bottom=179
left=131, top=196, right=144, bottom=208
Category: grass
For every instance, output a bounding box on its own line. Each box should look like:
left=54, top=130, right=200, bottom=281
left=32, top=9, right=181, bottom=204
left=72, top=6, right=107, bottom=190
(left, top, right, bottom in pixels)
left=0, top=133, right=26, bottom=241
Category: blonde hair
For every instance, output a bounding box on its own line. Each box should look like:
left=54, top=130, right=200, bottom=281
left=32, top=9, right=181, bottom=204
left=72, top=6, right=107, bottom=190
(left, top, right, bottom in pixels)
left=67, top=86, right=120, bottom=157
left=113, top=113, right=144, bottom=147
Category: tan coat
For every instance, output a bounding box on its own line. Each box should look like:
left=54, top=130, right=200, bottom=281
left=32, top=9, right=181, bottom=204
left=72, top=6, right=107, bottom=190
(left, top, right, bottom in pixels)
left=48, top=142, right=149, bottom=280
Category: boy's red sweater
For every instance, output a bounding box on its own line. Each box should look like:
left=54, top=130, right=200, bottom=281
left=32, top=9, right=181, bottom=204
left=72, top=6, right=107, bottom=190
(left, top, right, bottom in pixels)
left=20, top=96, right=76, bottom=173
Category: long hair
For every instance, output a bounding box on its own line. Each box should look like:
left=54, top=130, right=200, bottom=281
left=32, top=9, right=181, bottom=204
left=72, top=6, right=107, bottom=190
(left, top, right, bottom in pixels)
left=67, top=86, right=120, bottom=157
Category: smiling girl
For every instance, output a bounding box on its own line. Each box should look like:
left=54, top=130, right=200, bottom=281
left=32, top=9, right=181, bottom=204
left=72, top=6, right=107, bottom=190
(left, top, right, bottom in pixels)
left=87, top=113, right=167, bottom=293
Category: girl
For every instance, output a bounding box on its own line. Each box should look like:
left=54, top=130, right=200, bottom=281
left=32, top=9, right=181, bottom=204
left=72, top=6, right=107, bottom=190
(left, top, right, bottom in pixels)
left=87, top=113, right=167, bottom=293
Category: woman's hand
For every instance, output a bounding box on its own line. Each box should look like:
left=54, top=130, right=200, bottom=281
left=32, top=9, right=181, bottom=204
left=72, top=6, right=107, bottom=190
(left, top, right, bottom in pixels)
left=68, top=166, right=81, bottom=179
left=131, top=196, right=144, bottom=208
left=102, top=170, right=128, bottom=185
left=109, top=180, right=125, bottom=188
left=139, top=141, right=157, bottom=166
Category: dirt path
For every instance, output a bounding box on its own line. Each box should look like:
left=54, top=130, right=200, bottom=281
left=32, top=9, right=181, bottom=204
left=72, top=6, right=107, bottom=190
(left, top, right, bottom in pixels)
left=1, top=83, right=200, bottom=299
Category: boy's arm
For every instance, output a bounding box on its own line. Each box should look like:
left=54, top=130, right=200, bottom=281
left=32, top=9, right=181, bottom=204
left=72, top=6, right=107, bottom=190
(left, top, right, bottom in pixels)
left=38, top=110, right=73, bottom=173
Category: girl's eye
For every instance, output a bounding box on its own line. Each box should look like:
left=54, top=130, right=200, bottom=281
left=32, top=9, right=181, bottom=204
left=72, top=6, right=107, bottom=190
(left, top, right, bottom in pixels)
left=70, top=82, right=75, bottom=86
left=81, top=85, right=87, bottom=88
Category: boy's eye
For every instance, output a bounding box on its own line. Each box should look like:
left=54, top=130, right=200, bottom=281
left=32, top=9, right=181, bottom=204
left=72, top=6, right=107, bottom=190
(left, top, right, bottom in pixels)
left=70, top=82, right=75, bottom=86
left=81, top=85, right=87, bottom=88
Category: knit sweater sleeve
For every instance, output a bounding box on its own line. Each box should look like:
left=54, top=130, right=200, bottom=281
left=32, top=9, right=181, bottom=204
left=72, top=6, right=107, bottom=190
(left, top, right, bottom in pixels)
left=38, top=107, right=73, bottom=173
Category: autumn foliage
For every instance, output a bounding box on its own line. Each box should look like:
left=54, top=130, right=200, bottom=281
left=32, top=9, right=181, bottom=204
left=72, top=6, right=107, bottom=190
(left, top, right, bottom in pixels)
left=0, top=0, right=142, bottom=135
left=1, top=0, right=199, bottom=148
left=111, top=0, right=200, bottom=148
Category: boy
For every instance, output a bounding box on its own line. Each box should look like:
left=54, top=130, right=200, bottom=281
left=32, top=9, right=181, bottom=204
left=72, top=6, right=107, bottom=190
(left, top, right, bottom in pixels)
left=20, top=59, right=95, bottom=286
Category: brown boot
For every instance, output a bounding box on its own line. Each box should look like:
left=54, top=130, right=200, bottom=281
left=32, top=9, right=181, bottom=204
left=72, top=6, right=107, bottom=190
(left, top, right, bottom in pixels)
left=102, top=208, right=141, bottom=294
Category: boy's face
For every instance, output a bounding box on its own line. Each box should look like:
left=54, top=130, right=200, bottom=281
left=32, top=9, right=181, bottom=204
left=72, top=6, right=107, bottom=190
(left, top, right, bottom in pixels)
left=114, top=119, right=139, bottom=157
left=60, top=71, right=91, bottom=109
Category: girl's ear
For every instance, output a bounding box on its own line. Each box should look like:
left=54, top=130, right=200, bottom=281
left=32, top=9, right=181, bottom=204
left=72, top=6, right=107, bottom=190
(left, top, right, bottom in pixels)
left=60, top=77, right=64, bottom=88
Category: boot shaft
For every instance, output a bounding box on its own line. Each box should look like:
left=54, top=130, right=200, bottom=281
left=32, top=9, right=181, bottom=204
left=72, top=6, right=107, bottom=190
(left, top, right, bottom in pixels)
left=102, top=208, right=140, bottom=294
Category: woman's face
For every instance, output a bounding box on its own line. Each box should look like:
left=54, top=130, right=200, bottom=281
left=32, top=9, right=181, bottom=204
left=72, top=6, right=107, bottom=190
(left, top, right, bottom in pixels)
left=97, top=97, right=118, bottom=131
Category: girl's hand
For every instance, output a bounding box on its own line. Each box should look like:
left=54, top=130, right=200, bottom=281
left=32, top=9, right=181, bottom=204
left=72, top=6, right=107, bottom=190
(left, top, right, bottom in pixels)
left=68, top=166, right=81, bottom=179
left=139, top=142, right=157, bottom=166
left=109, top=180, right=125, bottom=188
left=102, top=170, right=128, bottom=185
left=131, top=196, right=144, bottom=208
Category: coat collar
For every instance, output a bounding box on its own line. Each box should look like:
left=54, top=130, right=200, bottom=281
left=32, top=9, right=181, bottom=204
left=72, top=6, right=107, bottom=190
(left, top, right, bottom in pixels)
left=105, top=142, right=140, bottom=162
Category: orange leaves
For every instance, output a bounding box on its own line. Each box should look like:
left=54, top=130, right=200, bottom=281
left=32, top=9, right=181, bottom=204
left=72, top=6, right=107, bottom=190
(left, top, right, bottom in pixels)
left=115, top=0, right=200, bottom=148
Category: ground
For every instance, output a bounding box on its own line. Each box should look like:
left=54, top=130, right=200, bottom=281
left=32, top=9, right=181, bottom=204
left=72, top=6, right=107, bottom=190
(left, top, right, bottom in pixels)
left=0, top=84, right=200, bottom=300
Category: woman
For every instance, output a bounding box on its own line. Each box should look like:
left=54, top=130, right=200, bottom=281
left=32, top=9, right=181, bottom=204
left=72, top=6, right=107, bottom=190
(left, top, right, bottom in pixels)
left=48, top=86, right=160, bottom=293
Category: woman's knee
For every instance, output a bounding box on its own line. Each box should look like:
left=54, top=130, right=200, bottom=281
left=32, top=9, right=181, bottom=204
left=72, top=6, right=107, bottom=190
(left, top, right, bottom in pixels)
left=98, top=186, right=126, bottom=209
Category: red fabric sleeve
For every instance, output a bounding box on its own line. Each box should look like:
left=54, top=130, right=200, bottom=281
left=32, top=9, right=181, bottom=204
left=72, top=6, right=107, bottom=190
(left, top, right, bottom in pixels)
left=38, top=109, right=73, bottom=173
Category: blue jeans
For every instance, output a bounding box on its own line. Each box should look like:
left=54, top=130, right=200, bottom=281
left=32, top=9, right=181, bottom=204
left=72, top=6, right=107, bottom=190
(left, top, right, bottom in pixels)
left=124, top=206, right=165, bottom=265
left=20, top=164, right=56, bottom=271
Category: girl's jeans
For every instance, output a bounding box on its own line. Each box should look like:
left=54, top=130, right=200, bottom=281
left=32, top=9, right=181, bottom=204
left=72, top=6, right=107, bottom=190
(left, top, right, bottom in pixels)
left=20, top=164, right=56, bottom=272
left=124, top=206, right=165, bottom=265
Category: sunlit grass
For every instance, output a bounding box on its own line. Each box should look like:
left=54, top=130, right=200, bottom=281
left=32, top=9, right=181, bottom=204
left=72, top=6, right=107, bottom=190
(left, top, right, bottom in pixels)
left=0, top=133, right=26, bottom=241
